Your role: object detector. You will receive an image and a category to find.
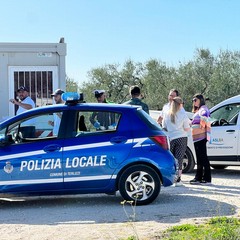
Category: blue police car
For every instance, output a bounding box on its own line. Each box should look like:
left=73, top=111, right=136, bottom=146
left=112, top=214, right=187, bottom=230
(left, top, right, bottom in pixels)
left=0, top=93, right=176, bottom=205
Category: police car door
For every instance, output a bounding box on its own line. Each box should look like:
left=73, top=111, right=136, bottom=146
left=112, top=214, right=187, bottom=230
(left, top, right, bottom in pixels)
left=62, top=109, right=133, bottom=190
left=0, top=112, right=64, bottom=194
left=207, top=103, right=240, bottom=164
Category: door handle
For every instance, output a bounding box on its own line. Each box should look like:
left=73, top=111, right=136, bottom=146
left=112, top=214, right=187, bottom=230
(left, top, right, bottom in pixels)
left=226, top=130, right=235, bottom=133
left=43, top=144, right=61, bottom=152
left=110, top=136, right=127, bottom=144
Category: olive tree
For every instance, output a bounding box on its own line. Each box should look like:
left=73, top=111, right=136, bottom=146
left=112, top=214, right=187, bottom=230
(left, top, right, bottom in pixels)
left=80, top=60, right=145, bottom=103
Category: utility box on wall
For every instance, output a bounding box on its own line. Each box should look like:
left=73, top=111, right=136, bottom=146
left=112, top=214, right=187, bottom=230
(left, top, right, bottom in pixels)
left=0, top=38, right=66, bottom=121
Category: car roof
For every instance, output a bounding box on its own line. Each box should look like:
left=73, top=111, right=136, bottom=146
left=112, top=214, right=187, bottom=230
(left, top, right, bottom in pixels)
left=0, top=103, right=140, bottom=127
left=210, top=95, right=240, bottom=112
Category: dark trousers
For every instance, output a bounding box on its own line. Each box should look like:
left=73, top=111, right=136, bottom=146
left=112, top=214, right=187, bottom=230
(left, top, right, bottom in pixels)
left=194, top=138, right=212, bottom=182
left=170, top=137, right=188, bottom=171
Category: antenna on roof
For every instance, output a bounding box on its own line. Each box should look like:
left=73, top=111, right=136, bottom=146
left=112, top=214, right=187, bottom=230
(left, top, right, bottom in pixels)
left=59, top=37, right=64, bottom=43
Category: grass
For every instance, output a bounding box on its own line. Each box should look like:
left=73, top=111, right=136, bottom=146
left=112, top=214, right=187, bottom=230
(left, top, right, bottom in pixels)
left=121, top=198, right=239, bottom=240
left=122, top=217, right=240, bottom=240
left=158, top=216, right=240, bottom=240
left=120, top=201, right=240, bottom=240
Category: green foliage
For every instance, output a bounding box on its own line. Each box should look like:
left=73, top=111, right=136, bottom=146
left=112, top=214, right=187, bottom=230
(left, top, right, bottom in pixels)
left=176, top=48, right=215, bottom=111
left=79, top=60, right=145, bottom=104
left=209, top=216, right=239, bottom=225
left=123, top=237, right=138, bottom=240
left=66, top=76, right=79, bottom=92
left=144, top=59, right=176, bottom=109
left=169, top=224, right=196, bottom=232
left=160, top=217, right=240, bottom=240
left=209, top=50, right=240, bottom=106
left=77, top=48, right=240, bottom=110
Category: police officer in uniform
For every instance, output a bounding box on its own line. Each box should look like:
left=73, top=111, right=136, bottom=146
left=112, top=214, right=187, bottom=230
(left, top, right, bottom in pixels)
left=89, top=90, right=115, bottom=130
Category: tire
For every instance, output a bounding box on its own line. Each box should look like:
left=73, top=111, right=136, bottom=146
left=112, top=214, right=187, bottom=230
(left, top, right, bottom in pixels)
left=182, top=147, right=195, bottom=173
left=211, top=165, right=228, bottom=170
left=118, top=165, right=161, bottom=205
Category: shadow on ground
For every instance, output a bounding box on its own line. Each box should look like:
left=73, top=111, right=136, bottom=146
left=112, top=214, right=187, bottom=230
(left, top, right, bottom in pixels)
left=0, top=167, right=239, bottom=226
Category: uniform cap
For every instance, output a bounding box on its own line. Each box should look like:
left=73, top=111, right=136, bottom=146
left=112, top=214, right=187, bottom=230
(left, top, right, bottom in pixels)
left=51, top=89, right=65, bottom=96
left=17, top=86, right=29, bottom=92
left=93, top=89, right=105, bottom=98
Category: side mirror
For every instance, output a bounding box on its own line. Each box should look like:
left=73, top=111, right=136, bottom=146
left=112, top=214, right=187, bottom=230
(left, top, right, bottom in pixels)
left=0, top=136, right=7, bottom=147
left=0, top=135, right=12, bottom=147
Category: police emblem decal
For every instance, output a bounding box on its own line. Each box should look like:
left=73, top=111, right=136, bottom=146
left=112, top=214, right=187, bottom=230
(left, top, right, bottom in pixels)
left=4, top=161, right=13, bottom=174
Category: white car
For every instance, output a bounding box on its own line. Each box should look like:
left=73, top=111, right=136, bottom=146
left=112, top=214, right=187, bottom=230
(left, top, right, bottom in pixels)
left=207, top=94, right=240, bottom=169
left=149, top=110, right=196, bottom=173
left=150, top=95, right=240, bottom=172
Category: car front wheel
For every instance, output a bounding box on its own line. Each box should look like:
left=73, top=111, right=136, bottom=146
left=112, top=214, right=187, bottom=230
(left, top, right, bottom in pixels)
left=118, top=165, right=161, bottom=205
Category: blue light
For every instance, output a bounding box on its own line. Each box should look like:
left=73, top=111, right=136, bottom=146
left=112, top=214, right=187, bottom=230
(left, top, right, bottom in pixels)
left=62, top=92, right=83, bottom=102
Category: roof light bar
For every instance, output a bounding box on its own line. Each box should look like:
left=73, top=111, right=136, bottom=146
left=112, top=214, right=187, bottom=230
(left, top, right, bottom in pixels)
left=62, top=92, right=84, bottom=104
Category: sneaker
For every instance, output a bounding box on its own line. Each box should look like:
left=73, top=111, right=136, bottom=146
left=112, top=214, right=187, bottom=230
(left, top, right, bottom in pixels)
left=189, top=178, right=201, bottom=185
left=175, top=181, right=184, bottom=187
left=200, top=180, right=212, bottom=185
left=175, top=177, right=184, bottom=187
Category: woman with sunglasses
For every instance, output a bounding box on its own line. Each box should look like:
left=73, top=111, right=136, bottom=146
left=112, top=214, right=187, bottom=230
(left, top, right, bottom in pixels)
left=190, top=94, right=211, bottom=185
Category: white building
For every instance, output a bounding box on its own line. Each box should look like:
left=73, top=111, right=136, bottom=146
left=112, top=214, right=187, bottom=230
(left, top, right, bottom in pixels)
left=0, top=38, right=66, bottom=121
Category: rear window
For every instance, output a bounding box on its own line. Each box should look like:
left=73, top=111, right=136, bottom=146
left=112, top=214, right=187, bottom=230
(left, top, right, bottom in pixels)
left=74, top=110, right=121, bottom=137
left=137, top=109, right=162, bottom=130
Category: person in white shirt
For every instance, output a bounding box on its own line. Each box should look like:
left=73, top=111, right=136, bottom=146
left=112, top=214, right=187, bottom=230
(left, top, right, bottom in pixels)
left=48, top=89, right=65, bottom=136
left=10, top=86, right=35, bottom=115
left=10, top=86, right=35, bottom=126
left=162, top=96, right=190, bottom=186
left=157, top=89, right=179, bottom=125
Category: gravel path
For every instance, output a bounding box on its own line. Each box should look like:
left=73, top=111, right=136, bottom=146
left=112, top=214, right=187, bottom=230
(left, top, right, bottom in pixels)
left=0, top=167, right=239, bottom=240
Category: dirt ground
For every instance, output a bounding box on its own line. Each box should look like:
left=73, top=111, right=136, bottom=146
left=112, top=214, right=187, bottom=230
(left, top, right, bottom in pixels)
left=0, top=167, right=239, bottom=240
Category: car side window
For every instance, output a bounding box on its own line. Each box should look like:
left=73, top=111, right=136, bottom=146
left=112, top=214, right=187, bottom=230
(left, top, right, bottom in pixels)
left=4, top=112, right=65, bottom=144
left=211, top=103, right=240, bottom=126
left=75, top=111, right=121, bottom=136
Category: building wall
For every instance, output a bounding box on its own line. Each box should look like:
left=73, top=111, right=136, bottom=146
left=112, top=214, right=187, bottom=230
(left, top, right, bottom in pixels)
left=0, top=40, right=66, bottom=121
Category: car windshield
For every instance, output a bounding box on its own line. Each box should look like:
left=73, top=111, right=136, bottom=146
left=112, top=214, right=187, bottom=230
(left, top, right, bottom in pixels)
left=211, top=103, right=240, bottom=124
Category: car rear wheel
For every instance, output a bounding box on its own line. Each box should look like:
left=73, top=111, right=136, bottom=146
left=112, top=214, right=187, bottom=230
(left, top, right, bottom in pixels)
left=118, top=165, right=161, bottom=205
left=182, top=147, right=195, bottom=173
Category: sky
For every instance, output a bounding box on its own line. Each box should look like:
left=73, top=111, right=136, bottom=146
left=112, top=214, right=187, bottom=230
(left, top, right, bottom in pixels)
left=1, top=0, right=240, bottom=86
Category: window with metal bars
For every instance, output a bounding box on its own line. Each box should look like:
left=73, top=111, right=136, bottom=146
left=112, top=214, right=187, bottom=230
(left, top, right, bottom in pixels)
left=13, top=71, right=54, bottom=114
